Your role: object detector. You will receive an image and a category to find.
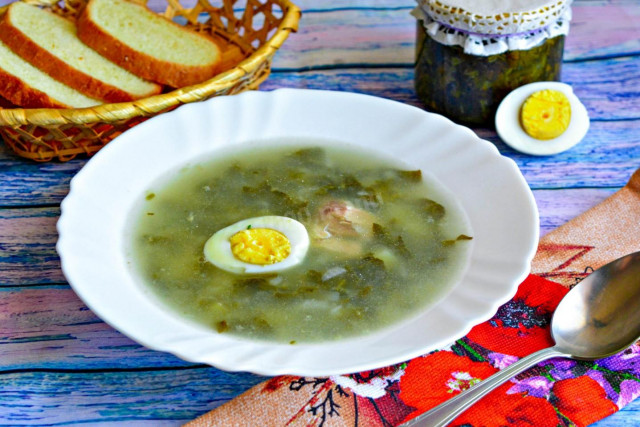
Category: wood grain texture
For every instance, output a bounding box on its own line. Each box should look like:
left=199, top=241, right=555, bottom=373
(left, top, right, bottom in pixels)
left=0, top=207, right=61, bottom=285
left=0, top=0, right=638, bottom=425
left=0, top=368, right=264, bottom=425
left=0, top=285, right=193, bottom=369
left=268, top=3, right=640, bottom=69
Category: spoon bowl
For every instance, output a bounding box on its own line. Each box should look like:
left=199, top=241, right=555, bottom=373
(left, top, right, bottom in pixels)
left=553, top=251, right=640, bottom=359
left=402, top=250, right=640, bottom=427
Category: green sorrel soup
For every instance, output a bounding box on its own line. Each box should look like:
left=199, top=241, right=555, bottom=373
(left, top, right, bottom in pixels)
left=127, top=143, right=472, bottom=343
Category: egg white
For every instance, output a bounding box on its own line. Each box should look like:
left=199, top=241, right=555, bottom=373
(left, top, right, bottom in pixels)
left=204, top=216, right=310, bottom=274
left=495, top=81, right=590, bottom=156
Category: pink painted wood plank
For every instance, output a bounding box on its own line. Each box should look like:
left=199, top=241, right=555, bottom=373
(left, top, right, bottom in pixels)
left=268, top=3, right=640, bottom=69
left=565, top=2, right=640, bottom=60
left=534, top=188, right=617, bottom=237
left=272, top=8, right=415, bottom=70
left=0, top=208, right=64, bottom=285
left=0, top=286, right=191, bottom=369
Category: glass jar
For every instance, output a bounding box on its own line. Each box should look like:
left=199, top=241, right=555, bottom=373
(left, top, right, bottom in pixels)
left=413, top=0, right=571, bottom=126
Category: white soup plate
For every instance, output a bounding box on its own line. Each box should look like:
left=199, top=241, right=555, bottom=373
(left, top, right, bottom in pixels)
left=57, top=89, right=539, bottom=376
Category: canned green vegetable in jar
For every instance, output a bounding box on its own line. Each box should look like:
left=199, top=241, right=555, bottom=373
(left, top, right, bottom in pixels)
left=412, top=0, right=572, bottom=126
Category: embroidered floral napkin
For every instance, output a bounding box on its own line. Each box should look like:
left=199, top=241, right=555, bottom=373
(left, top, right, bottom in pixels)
left=186, top=168, right=640, bottom=427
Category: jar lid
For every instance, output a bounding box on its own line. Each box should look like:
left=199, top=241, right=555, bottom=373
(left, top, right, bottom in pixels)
left=418, top=0, right=572, bottom=35
left=413, top=0, right=572, bottom=56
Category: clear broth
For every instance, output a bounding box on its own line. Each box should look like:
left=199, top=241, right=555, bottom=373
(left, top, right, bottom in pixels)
left=128, top=143, right=472, bottom=343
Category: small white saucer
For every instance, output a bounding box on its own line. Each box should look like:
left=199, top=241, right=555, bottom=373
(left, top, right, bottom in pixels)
left=495, top=81, right=590, bottom=156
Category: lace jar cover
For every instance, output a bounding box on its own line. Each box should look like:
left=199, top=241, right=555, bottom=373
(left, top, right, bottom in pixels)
left=413, top=0, right=572, bottom=125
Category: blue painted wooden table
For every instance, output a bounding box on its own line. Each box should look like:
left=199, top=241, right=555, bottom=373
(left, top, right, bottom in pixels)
left=0, top=0, right=639, bottom=425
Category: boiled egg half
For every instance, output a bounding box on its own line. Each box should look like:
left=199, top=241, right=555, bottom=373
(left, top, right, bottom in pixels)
left=495, top=82, right=589, bottom=155
left=204, top=216, right=310, bottom=274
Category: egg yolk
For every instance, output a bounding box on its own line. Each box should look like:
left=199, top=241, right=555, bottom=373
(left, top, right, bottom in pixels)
left=520, top=89, right=572, bottom=140
left=229, top=228, right=291, bottom=265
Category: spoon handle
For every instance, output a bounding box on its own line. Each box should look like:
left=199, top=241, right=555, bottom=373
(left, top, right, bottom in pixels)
left=400, top=346, right=568, bottom=427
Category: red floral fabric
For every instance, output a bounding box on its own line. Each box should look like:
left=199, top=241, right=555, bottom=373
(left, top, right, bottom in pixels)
left=554, top=377, right=619, bottom=427
left=466, top=275, right=568, bottom=357
left=394, top=275, right=627, bottom=427
left=400, top=351, right=499, bottom=417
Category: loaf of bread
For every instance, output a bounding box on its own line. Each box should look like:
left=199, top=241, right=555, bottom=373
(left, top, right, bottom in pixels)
left=0, top=2, right=162, bottom=103
left=77, top=0, right=223, bottom=88
left=0, top=39, right=101, bottom=109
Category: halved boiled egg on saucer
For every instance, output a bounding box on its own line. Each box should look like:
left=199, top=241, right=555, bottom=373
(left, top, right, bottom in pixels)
left=495, top=82, right=590, bottom=156
left=204, top=216, right=310, bottom=274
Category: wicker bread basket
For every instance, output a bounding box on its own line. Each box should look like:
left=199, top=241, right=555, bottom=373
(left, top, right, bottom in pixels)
left=0, top=0, right=301, bottom=161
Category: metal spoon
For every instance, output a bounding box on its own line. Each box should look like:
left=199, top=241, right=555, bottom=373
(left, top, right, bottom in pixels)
left=401, top=250, right=640, bottom=427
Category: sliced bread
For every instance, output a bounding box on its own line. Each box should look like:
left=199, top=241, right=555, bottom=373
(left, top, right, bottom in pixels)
left=0, top=2, right=162, bottom=103
left=0, top=39, right=101, bottom=109
left=77, top=0, right=223, bottom=88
